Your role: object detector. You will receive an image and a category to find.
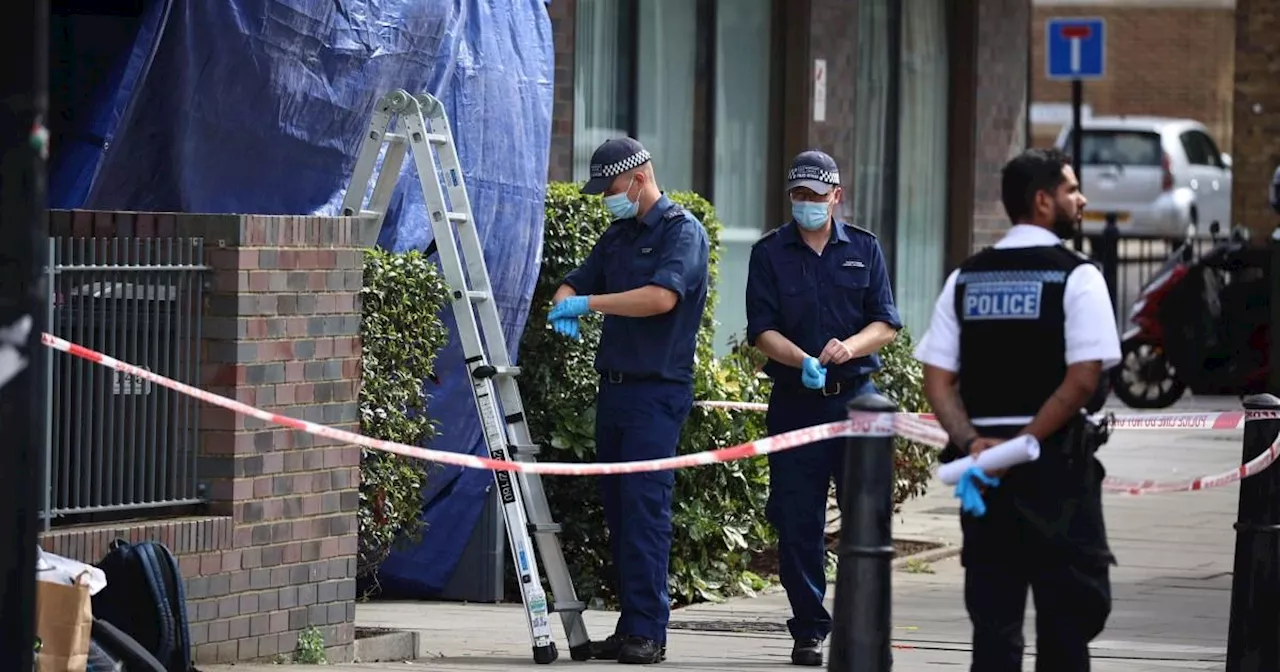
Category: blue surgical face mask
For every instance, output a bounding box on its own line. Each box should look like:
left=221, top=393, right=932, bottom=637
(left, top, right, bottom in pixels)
left=603, top=176, right=640, bottom=220
left=792, top=200, right=830, bottom=231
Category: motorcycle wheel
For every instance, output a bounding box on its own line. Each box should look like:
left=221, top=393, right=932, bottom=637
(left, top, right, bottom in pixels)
left=1110, top=340, right=1188, bottom=409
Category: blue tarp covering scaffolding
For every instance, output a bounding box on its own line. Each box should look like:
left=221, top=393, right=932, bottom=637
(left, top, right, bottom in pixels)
left=50, top=0, right=555, bottom=597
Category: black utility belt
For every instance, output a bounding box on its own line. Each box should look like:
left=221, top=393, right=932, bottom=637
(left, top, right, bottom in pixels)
left=939, top=412, right=1114, bottom=464
left=774, top=377, right=865, bottom=398
left=600, top=370, right=669, bottom=385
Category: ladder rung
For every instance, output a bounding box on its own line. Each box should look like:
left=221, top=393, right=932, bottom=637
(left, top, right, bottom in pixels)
left=510, top=443, right=541, bottom=457
left=426, top=133, right=448, bottom=145
left=359, top=210, right=380, bottom=219
left=529, top=522, right=562, bottom=534
left=472, top=365, right=521, bottom=379
left=551, top=600, right=586, bottom=614
left=465, top=290, right=490, bottom=303
left=385, top=132, right=407, bottom=144
left=448, top=212, right=469, bottom=223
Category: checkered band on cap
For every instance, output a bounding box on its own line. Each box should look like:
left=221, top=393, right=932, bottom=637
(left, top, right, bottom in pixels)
left=590, top=149, right=652, bottom=179
left=788, top=164, right=839, bottom=185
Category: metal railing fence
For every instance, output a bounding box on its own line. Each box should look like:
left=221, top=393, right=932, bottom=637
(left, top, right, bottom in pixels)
left=43, top=237, right=208, bottom=527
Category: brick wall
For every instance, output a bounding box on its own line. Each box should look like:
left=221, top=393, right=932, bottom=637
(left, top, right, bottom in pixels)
left=971, top=0, right=1032, bottom=250
left=1029, top=4, right=1236, bottom=150
left=1232, top=0, right=1280, bottom=238
left=40, top=210, right=377, bottom=665
left=1029, top=3, right=1228, bottom=149
left=547, top=0, right=576, bottom=183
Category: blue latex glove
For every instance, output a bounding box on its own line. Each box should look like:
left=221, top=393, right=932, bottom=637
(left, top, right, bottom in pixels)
left=954, top=466, right=1001, bottom=517
left=551, top=316, right=581, bottom=340
left=548, top=295, right=592, bottom=320
left=800, top=356, right=827, bottom=390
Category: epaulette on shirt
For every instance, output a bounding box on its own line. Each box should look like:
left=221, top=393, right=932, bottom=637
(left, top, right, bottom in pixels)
left=752, top=226, right=782, bottom=248
left=662, top=205, right=687, bottom=222
left=842, top=222, right=877, bottom=239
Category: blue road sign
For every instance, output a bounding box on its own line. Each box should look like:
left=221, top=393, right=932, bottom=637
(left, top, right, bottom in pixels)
left=1046, top=17, right=1106, bottom=81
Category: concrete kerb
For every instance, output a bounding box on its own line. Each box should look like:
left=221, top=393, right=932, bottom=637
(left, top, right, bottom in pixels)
left=891, top=534, right=961, bottom=570
left=353, top=629, right=420, bottom=663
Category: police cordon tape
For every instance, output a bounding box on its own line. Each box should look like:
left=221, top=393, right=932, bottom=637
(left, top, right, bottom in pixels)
left=693, top=400, right=1280, bottom=431
left=39, top=332, right=1280, bottom=493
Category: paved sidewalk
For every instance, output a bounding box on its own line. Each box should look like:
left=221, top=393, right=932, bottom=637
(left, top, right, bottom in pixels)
left=207, top=395, right=1251, bottom=671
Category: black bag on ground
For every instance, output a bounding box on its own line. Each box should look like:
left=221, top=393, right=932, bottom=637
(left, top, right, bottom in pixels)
left=89, top=618, right=167, bottom=672
left=92, top=539, right=195, bottom=672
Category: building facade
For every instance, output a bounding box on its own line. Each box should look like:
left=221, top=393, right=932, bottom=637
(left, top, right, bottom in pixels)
left=1028, top=0, right=1280, bottom=239
left=1029, top=0, right=1237, bottom=151
left=546, top=0, right=1033, bottom=350
left=1231, top=0, right=1280, bottom=239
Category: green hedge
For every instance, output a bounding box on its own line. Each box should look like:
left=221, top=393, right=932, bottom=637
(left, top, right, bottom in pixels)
left=357, top=248, right=452, bottom=593
left=518, top=183, right=935, bottom=606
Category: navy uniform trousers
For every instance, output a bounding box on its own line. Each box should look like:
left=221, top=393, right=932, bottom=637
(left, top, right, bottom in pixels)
left=958, top=423, right=1113, bottom=672
left=595, top=375, right=693, bottom=645
left=764, top=376, right=877, bottom=642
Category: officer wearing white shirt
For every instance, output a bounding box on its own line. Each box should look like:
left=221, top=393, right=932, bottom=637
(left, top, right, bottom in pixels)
left=913, top=148, right=1121, bottom=672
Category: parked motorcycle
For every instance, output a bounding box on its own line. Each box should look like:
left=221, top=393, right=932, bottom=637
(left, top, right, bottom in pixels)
left=1110, top=222, right=1271, bottom=409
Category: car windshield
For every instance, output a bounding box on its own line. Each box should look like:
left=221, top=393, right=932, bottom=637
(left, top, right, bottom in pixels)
left=1068, top=130, right=1163, bottom=167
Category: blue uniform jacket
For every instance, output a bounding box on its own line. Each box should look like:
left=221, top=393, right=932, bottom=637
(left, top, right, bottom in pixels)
left=745, top=219, right=902, bottom=388
left=561, top=194, right=710, bottom=384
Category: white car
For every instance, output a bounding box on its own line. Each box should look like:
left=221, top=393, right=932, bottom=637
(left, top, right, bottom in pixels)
left=1053, top=117, right=1232, bottom=238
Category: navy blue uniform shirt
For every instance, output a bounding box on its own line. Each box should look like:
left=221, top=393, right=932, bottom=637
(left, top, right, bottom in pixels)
left=745, top=220, right=903, bottom=387
left=561, top=194, right=710, bottom=384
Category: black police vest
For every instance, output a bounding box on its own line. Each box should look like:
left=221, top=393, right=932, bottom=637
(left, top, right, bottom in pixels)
left=953, top=245, right=1090, bottom=419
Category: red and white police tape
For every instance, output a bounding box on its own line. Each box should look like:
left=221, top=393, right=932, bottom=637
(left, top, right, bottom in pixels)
left=39, top=333, right=1280, bottom=494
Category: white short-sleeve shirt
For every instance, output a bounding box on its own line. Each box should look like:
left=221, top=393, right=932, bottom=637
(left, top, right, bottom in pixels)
left=912, top=225, right=1122, bottom=421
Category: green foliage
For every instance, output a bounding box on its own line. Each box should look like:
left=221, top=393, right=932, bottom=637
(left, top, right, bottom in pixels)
left=294, top=626, right=327, bottom=664
left=357, top=248, right=451, bottom=590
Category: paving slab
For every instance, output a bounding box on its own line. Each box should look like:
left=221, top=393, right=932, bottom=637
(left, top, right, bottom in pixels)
left=204, top=395, right=1254, bottom=671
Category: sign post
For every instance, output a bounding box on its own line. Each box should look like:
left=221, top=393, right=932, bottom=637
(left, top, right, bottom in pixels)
left=1046, top=16, right=1106, bottom=252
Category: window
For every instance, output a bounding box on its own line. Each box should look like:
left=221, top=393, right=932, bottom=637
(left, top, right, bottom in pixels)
left=1069, top=130, right=1163, bottom=167
left=894, top=0, right=949, bottom=334
left=572, top=0, right=778, bottom=352
left=636, top=0, right=698, bottom=191
left=1181, top=130, right=1224, bottom=169
left=850, top=0, right=894, bottom=238
left=572, top=0, right=635, bottom=182
left=571, top=0, right=703, bottom=194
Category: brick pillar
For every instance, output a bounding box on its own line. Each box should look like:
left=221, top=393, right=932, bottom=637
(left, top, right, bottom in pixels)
left=548, top=0, right=577, bottom=183
left=196, top=214, right=378, bottom=663
left=41, top=211, right=378, bottom=665
left=1232, top=0, right=1280, bottom=241
left=967, top=0, right=1030, bottom=252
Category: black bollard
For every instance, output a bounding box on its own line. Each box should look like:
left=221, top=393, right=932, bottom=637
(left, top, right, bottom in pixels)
left=828, top=392, right=898, bottom=672
left=1269, top=227, right=1280, bottom=397
left=1225, top=393, right=1280, bottom=672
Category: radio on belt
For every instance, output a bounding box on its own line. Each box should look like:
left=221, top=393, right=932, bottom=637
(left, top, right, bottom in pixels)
left=341, top=90, right=590, bottom=665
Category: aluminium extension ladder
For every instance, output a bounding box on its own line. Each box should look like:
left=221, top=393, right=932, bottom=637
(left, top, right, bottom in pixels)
left=341, top=90, right=591, bottom=664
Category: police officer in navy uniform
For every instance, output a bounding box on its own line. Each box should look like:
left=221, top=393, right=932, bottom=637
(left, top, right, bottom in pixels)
left=548, top=137, right=710, bottom=665
left=913, top=148, right=1121, bottom=671
left=744, top=150, right=902, bottom=667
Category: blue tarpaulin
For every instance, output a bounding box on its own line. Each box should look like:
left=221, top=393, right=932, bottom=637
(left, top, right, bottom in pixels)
left=51, top=0, right=555, bottom=597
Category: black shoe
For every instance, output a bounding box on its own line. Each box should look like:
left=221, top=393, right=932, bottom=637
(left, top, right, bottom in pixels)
left=617, top=635, right=666, bottom=664
left=591, top=634, right=624, bottom=660
left=790, top=638, right=823, bottom=666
